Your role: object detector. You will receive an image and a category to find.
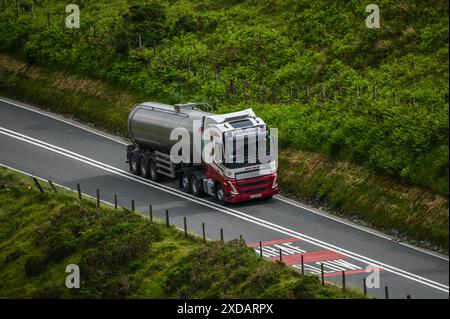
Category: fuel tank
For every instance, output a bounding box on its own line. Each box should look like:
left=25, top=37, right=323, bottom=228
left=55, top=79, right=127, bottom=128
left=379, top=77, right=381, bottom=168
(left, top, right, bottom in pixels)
left=128, top=102, right=211, bottom=155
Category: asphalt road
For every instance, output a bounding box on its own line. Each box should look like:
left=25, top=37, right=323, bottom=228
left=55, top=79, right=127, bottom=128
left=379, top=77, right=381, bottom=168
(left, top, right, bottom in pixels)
left=0, top=97, right=448, bottom=299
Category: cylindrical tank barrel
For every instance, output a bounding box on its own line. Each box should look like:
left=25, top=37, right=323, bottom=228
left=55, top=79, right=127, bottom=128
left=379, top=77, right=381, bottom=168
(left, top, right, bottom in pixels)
left=128, top=103, right=208, bottom=155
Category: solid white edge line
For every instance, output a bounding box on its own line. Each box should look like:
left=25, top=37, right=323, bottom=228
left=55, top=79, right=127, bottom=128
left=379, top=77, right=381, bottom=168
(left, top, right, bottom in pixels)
left=0, top=127, right=448, bottom=294
left=0, top=97, right=129, bottom=146
left=274, top=196, right=450, bottom=262
left=275, top=196, right=392, bottom=240
left=2, top=96, right=447, bottom=262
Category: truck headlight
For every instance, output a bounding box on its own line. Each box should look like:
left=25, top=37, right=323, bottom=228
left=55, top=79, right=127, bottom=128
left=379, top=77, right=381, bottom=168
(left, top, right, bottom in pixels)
left=227, top=181, right=238, bottom=195
left=270, top=161, right=277, bottom=172
left=272, top=175, right=278, bottom=189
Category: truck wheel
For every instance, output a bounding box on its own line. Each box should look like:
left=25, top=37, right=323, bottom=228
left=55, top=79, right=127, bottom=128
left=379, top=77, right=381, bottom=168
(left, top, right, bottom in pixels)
left=182, top=173, right=191, bottom=193
left=215, top=183, right=226, bottom=204
left=129, top=154, right=139, bottom=175
left=139, top=157, right=149, bottom=178
left=190, top=175, right=202, bottom=197
left=148, top=160, right=160, bottom=182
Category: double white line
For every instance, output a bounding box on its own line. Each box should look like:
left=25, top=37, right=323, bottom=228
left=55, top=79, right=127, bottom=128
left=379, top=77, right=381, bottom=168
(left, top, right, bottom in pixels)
left=0, top=126, right=448, bottom=295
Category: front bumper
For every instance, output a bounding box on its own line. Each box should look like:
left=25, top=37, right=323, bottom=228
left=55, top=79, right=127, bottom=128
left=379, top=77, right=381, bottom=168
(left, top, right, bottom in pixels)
left=225, top=187, right=279, bottom=203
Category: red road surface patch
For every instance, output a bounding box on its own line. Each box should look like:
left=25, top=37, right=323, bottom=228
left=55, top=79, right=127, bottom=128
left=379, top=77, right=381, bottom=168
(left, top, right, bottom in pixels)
left=247, top=237, right=383, bottom=277
left=275, top=250, right=346, bottom=265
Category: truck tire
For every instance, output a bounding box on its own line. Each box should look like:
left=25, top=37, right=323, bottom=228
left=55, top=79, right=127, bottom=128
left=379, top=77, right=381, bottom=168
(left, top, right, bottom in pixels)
left=139, top=157, right=149, bottom=178
left=181, top=173, right=191, bottom=193
left=148, top=159, right=160, bottom=182
left=190, top=175, right=202, bottom=197
left=129, top=153, right=139, bottom=175
left=215, top=183, right=226, bottom=205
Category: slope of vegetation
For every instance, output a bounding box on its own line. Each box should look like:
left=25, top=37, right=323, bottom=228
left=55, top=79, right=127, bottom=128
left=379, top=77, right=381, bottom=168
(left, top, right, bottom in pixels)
left=0, top=0, right=448, bottom=196
left=0, top=54, right=448, bottom=250
left=0, top=166, right=363, bottom=298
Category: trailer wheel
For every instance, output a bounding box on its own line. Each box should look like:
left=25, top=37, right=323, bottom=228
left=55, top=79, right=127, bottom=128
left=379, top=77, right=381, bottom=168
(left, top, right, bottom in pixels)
left=129, top=154, right=139, bottom=175
left=139, top=157, right=149, bottom=178
left=148, top=159, right=160, bottom=182
left=182, top=173, right=191, bottom=193
left=190, top=175, right=202, bottom=197
left=215, top=183, right=226, bottom=204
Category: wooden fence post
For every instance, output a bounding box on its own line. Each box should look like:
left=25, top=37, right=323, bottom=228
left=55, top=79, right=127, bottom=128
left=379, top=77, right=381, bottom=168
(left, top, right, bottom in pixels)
left=96, top=189, right=100, bottom=211
left=202, top=222, right=206, bottom=242
left=321, top=263, right=325, bottom=285
left=271, top=85, right=276, bottom=103
left=229, top=78, right=235, bottom=96
left=77, top=183, right=82, bottom=206
left=48, top=180, right=57, bottom=194
left=301, top=254, right=304, bottom=275
left=243, top=82, right=247, bottom=102
left=363, top=278, right=367, bottom=296
left=202, top=64, right=206, bottom=82
left=33, top=178, right=44, bottom=193
left=165, top=209, right=169, bottom=227
left=342, top=271, right=346, bottom=291
left=259, top=241, right=263, bottom=259
left=290, top=86, right=294, bottom=104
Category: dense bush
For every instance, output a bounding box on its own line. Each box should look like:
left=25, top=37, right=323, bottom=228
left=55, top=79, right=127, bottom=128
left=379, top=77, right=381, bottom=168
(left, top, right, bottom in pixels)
left=24, top=255, right=47, bottom=277
left=0, top=0, right=448, bottom=194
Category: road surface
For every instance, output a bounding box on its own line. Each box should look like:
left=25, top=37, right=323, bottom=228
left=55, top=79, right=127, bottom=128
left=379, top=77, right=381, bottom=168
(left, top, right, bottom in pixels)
left=0, top=96, right=448, bottom=299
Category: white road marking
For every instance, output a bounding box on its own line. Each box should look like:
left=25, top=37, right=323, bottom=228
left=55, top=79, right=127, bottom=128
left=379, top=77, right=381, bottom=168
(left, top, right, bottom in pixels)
left=0, top=97, right=129, bottom=145
left=0, top=126, right=448, bottom=294
left=1, top=97, right=446, bottom=261
left=274, top=196, right=450, bottom=262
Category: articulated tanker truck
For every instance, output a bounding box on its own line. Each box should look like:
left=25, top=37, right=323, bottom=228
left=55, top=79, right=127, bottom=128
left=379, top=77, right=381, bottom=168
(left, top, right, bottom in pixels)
left=126, top=102, right=278, bottom=203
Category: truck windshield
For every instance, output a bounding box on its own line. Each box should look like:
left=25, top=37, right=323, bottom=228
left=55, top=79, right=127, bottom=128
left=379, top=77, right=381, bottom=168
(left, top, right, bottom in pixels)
left=222, top=134, right=273, bottom=169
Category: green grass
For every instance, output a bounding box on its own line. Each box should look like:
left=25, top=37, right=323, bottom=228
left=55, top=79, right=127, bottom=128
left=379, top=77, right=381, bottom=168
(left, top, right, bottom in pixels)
left=0, top=53, right=448, bottom=250
left=0, top=0, right=448, bottom=195
left=278, top=148, right=449, bottom=249
left=0, top=166, right=363, bottom=298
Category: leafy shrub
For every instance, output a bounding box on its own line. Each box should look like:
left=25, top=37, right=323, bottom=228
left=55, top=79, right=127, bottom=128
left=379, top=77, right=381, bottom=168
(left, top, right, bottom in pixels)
left=24, top=255, right=47, bottom=277
left=46, top=228, right=79, bottom=261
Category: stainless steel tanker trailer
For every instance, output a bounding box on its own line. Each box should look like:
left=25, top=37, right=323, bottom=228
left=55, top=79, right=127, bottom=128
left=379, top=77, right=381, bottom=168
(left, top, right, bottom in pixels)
left=126, top=102, right=279, bottom=203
